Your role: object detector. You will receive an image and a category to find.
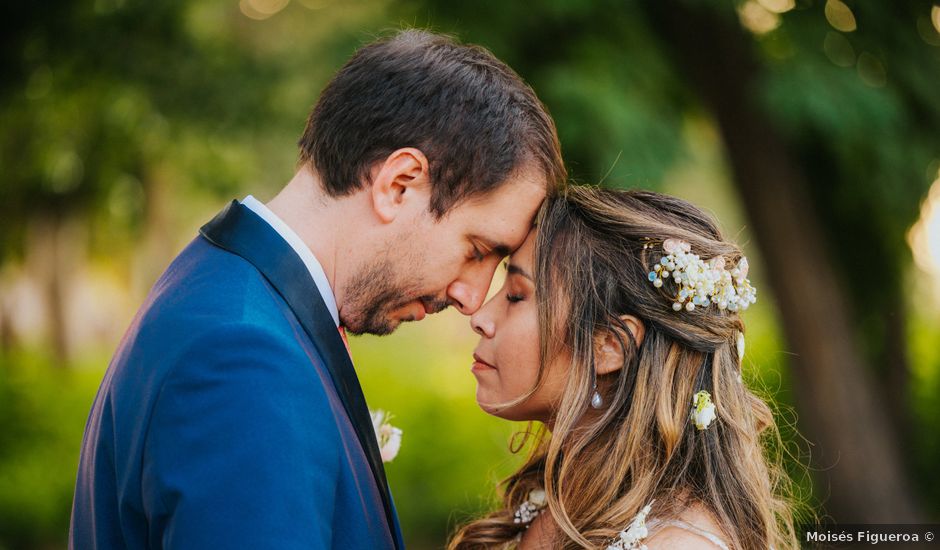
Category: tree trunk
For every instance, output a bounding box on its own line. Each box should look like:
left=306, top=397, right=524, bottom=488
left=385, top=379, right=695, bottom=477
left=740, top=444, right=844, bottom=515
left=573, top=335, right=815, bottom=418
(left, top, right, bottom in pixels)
left=643, top=0, right=923, bottom=522
left=29, top=213, right=70, bottom=366
left=0, top=277, right=14, bottom=354
left=884, top=298, right=913, bottom=452
left=133, top=166, right=175, bottom=300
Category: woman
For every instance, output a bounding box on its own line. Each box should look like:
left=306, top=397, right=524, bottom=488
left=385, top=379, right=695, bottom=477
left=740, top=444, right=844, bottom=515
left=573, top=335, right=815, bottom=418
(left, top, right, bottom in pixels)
left=449, top=186, right=799, bottom=549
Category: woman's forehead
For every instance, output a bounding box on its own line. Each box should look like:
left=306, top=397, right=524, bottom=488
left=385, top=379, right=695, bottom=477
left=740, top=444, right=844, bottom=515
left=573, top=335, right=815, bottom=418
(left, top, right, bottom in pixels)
left=509, top=229, right=539, bottom=266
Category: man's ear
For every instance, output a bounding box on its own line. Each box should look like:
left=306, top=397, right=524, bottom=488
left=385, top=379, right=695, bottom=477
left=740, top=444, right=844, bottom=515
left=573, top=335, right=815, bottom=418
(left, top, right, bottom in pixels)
left=595, top=315, right=646, bottom=376
left=370, top=147, right=431, bottom=223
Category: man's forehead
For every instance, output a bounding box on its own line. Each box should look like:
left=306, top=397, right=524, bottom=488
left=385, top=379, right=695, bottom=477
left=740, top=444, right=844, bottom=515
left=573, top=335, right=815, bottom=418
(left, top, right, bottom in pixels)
left=452, top=168, right=546, bottom=243
left=467, top=177, right=546, bottom=217
left=466, top=163, right=548, bottom=204
left=470, top=201, right=540, bottom=246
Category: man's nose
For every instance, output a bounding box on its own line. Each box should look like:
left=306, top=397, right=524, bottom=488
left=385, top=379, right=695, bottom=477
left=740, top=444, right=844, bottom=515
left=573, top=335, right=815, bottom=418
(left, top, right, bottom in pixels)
left=447, top=263, right=498, bottom=315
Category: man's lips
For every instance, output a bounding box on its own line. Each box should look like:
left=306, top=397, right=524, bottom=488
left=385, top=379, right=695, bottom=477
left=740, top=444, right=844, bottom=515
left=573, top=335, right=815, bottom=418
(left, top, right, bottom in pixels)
left=400, top=298, right=448, bottom=322
left=472, top=353, right=497, bottom=372
left=411, top=301, right=426, bottom=321
left=420, top=298, right=450, bottom=315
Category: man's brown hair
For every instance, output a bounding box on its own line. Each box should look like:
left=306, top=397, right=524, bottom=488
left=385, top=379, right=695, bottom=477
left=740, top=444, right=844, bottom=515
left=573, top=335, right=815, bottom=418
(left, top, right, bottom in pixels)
left=298, top=29, right=566, bottom=216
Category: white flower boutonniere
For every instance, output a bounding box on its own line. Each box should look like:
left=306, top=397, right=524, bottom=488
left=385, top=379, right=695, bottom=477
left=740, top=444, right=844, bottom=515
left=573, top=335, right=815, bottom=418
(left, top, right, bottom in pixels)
left=370, top=409, right=403, bottom=463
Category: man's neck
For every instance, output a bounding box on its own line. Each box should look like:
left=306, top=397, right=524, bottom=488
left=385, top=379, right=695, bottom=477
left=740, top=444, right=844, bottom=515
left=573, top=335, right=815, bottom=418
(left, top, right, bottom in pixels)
left=266, top=166, right=358, bottom=312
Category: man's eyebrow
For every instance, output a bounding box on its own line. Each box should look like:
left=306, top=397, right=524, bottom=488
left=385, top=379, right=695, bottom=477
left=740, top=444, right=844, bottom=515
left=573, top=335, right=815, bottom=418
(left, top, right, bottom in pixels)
left=476, top=236, right=512, bottom=258
left=505, top=262, right=534, bottom=281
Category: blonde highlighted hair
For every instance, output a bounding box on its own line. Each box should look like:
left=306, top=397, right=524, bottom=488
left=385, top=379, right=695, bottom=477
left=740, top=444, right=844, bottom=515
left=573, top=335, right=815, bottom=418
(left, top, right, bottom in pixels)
left=449, top=186, right=800, bottom=549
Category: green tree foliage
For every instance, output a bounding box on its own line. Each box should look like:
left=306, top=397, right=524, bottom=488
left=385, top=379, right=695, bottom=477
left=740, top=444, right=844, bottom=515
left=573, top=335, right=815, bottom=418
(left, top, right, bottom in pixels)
left=0, top=0, right=282, bottom=262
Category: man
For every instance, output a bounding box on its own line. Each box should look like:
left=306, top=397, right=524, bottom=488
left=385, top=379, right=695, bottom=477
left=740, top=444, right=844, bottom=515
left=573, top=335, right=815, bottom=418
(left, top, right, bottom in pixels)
left=70, top=29, right=565, bottom=549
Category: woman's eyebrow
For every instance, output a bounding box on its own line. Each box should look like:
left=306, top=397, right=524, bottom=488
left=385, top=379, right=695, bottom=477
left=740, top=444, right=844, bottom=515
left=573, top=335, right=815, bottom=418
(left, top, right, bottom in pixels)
left=505, top=262, right=534, bottom=281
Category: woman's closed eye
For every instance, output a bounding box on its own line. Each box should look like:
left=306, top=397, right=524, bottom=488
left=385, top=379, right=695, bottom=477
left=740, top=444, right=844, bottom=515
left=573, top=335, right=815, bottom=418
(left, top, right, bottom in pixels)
left=505, top=283, right=527, bottom=303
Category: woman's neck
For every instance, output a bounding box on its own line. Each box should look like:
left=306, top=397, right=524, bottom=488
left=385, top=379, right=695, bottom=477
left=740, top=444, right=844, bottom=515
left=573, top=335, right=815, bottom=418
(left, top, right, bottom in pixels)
left=519, top=512, right=557, bottom=549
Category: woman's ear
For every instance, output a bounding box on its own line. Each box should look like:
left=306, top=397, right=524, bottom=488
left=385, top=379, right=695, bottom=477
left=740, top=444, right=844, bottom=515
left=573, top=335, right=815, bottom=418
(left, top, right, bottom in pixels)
left=370, top=147, right=430, bottom=223
left=622, top=314, right=645, bottom=350
left=595, top=315, right=645, bottom=376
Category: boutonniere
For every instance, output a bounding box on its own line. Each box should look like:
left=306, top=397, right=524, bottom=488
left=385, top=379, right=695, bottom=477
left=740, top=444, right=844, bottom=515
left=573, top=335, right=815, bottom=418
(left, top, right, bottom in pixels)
left=370, top=409, right=402, bottom=463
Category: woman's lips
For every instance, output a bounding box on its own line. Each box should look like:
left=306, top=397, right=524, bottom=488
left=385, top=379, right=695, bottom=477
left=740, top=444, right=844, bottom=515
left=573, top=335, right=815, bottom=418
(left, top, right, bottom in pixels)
left=471, top=353, right=497, bottom=372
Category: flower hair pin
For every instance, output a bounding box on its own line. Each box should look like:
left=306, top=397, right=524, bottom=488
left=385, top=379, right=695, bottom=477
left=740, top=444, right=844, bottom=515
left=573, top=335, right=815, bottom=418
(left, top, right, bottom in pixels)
left=691, top=390, right=717, bottom=430
left=513, top=489, right=547, bottom=526
left=607, top=500, right=655, bottom=550
left=645, top=238, right=757, bottom=313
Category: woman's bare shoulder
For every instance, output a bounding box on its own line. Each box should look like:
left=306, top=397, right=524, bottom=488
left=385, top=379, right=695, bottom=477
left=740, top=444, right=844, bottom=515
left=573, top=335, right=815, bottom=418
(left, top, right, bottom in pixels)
left=645, top=503, right=730, bottom=550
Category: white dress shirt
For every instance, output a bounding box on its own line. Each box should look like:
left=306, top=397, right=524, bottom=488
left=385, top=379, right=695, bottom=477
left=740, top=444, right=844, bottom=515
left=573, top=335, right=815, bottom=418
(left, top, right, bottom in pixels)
left=241, top=195, right=340, bottom=327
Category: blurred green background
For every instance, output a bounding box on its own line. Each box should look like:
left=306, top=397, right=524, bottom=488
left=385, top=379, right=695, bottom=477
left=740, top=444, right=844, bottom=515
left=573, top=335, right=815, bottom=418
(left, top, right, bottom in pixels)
left=2, top=0, right=940, bottom=548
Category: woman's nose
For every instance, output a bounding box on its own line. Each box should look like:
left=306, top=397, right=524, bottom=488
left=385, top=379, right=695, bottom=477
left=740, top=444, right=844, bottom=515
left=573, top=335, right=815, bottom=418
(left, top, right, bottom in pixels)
left=470, top=298, right=496, bottom=338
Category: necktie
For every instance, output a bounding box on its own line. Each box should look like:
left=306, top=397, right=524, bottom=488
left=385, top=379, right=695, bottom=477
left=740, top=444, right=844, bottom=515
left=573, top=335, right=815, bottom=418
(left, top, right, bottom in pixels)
left=337, top=326, right=352, bottom=360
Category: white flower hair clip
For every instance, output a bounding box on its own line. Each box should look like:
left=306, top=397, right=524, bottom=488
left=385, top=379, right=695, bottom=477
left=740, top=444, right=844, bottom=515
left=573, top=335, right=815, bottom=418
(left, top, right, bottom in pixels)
left=607, top=500, right=655, bottom=550
left=645, top=238, right=757, bottom=313
left=690, top=390, right=717, bottom=430
left=513, top=489, right=547, bottom=526
left=370, top=409, right=402, bottom=463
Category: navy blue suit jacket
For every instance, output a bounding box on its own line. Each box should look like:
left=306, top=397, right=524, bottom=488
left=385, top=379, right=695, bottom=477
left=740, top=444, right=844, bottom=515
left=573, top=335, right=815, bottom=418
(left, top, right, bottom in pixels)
left=70, top=202, right=404, bottom=549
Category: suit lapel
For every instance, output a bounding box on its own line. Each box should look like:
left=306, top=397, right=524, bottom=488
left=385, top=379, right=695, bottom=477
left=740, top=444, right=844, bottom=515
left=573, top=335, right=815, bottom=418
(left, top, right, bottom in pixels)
left=200, top=200, right=399, bottom=548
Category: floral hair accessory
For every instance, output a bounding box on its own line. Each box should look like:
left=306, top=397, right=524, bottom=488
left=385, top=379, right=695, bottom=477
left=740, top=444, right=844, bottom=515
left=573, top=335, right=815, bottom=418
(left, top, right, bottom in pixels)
left=645, top=238, right=757, bottom=313
left=607, top=500, right=655, bottom=550
left=513, top=489, right=547, bottom=526
left=690, top=390, right=717, bottom=430
left=370, top=409, right=402, bottom=463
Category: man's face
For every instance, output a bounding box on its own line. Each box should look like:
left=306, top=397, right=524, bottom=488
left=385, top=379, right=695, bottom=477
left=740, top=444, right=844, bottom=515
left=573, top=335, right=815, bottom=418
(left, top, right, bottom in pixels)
left=342, top=168, right=546, bottom=335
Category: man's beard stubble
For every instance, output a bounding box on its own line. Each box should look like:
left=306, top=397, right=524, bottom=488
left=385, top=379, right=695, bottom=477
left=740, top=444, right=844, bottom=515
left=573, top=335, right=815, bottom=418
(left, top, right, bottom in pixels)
left=341, top=254, right=449, bottom=336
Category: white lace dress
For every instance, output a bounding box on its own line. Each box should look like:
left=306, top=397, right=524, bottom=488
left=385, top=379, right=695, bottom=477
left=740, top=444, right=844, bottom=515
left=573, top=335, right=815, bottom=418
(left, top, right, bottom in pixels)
left=513, top=492, right=731, bottom=550
left=608, top=510, right=731, bottom=549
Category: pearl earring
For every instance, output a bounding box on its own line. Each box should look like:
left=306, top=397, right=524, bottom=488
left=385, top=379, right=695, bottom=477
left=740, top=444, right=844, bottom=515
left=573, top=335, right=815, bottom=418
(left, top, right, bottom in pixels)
left=590, top=382, right=604, bottom=409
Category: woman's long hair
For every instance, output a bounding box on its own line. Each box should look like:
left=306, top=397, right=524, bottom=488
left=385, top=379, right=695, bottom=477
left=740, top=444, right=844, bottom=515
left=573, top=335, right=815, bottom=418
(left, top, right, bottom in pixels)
left=448, top=186, right=800, bottom=549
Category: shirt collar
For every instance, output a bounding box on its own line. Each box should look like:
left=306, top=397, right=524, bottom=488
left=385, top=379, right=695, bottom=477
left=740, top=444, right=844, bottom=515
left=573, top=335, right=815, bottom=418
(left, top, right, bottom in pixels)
left=241, top=195, right=339, bottom=327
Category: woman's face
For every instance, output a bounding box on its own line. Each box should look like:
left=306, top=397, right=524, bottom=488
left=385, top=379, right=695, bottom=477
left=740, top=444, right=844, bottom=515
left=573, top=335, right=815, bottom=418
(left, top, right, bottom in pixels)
left=470, top=230, right=570, bottom=422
